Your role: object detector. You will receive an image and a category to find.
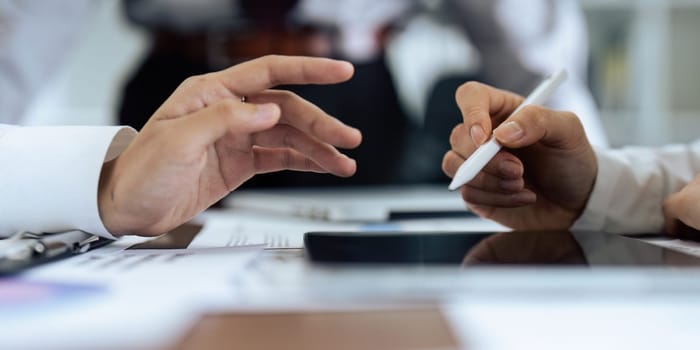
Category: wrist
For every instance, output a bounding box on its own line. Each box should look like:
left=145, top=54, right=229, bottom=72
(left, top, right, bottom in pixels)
left=98, top=158, right=125, bottom=236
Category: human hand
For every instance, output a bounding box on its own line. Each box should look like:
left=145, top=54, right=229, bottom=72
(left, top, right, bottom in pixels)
left=442, top=82, right=597, bottom=230
left=663, top=174, right=700, bottom=236
left=462, top=231, right=587, bottom=266
left=98, top=55, right=362, bottom=236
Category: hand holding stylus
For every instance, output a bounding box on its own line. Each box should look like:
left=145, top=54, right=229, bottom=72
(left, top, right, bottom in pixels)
left=442, top=77, right=598, bottom=230
left=448, top=70, right=568, bottom=191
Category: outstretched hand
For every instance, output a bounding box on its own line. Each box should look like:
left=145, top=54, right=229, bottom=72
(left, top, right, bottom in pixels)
left=98, top=55, right=362, bottom=236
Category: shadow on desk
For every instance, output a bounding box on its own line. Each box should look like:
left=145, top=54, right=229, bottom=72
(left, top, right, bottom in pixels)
left=174, top=308, right=459, bottom=350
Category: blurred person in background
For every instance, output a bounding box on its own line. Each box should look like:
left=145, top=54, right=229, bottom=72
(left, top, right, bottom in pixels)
left=119, top=0, right=607, bottom=187
left=0, top=0, right=94, bottom=124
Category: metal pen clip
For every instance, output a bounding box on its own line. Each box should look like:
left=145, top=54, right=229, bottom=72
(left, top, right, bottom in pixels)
left=37, top=230, right=96, bottom=258
left=77, top=235, right=100, bottom=253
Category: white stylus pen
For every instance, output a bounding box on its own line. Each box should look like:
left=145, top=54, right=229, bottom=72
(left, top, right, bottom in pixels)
left=448, top=69, right=568, bottom=191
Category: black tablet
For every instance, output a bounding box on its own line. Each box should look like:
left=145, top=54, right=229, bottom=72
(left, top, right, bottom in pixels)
left=304, top=230, right=700, bottom=266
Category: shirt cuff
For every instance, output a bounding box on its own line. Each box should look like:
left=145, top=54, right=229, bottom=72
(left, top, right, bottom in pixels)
left=571, top=147, right=668, bottom=234
left=571, top=148, right=626, bottom=232
left=0, top=126, right=136, bottom=239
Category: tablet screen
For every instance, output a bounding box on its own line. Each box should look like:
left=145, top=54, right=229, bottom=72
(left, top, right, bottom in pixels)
left=304, top=230, right=700, bottom=266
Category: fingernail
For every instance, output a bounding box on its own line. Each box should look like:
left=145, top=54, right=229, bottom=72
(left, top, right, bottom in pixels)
left=470, top=124, right=486, bottom=146
left=494, top=121, right=524, bottom=142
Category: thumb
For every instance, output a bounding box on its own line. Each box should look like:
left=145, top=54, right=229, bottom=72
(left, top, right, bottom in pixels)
left=178, top=99, right=280, bottom=146
left=492, top=105, right=588, bottom=150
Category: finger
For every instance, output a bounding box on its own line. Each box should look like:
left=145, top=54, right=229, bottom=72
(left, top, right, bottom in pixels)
left=219, top=55, right=354, bottom=96
left=176, top=99, right=281, bottom=146
left=461, top=185, right=536, bottom=208
left=480, top=152, right=524, bottom=180
left=252, top=147, right=348, bottom=176
left=449, top=123, right=477, bottom=159
left=455, top=81, right=524, bottom=146
left=469, top=173, right=525, bottom=195
left=492, top=105, right=588, bottom=150
left=442, top=150, right=464, bottom=178
left=251, top=124, right=356, bottom=177
left=443, top=149, right=523, bottom=180
left=247, top=90, right=362, bottom=149
left=468, top=171, right=525, bottom=194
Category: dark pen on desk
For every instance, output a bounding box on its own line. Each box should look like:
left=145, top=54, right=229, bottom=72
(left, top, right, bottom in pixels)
left=0, top=231, right=47, bottom=263
left=0, top=230, right=99, bottom=267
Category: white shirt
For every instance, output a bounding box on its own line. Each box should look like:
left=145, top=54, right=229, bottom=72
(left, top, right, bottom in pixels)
left=574, top=142, right=700, bottom=234
left=0, top=124, right=136, bottom=239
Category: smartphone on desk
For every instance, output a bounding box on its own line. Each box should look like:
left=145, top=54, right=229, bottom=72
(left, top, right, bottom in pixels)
left=304, top=231, right=491, bottom=265
left=303, top=230, right=700, bottom=267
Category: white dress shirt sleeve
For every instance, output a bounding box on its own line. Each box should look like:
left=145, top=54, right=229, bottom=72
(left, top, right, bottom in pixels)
left=0, top=125, right=136, bottom=238
left=572, top=141, right=700, bottom=234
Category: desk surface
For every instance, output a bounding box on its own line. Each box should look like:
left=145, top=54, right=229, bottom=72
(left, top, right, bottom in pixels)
left=8, top=211, right=700, bottom=350
left=177, top=307, right=457, bottom=350
left=172, top=247, right=700, bottom=350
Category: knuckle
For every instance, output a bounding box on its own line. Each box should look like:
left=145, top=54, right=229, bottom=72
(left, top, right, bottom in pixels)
left=259, top=55, right=284, bottom=86
left=179, top=77, right=196, bottom=90
left=462, top=106, right=485, bottom=123
left=181, top=74, right=209, bottom=89
left=562, top=111, right=584, bottom=129
left=519, top=104, right=543, bottom=118
left=455, top=81, right=484, bottom=102
left=518, top=105, right=546, bottom=129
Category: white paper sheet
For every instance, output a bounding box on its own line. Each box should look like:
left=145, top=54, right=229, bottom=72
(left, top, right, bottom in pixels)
left=192, top=210, right=508, bottom=249
left=6, top=243, right=264, bottom=350
left=191, top=211, right=362, bottom=249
